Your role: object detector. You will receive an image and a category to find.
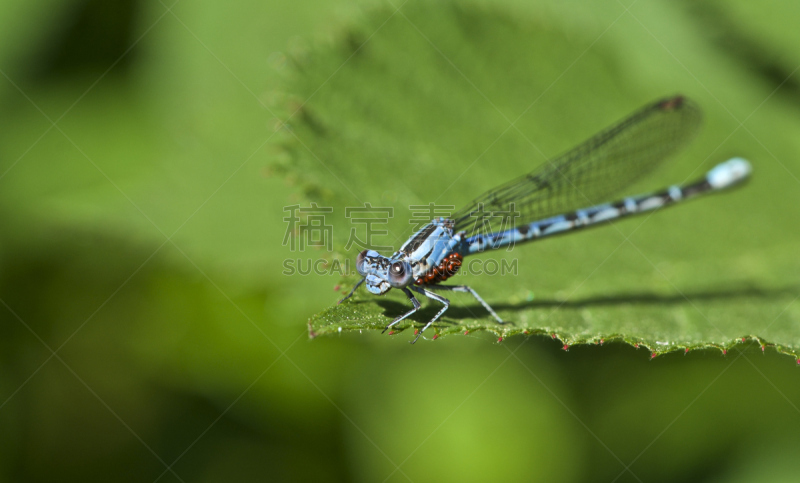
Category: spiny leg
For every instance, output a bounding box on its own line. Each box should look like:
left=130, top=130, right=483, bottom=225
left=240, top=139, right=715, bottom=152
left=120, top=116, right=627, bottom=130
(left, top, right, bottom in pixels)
left=382, top=287, right=422, bottom=334
left=409, top=285, right=450, bottom=344
left=427, top=284, right=508, bottom=325
left=338, top=278, right=365, bottom=304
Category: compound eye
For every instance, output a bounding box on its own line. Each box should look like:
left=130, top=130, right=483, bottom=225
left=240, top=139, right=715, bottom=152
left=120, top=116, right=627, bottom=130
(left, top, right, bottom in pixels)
left=356, top=250, right=369, bottom=276
left=388, top=261, right=412, bottom=288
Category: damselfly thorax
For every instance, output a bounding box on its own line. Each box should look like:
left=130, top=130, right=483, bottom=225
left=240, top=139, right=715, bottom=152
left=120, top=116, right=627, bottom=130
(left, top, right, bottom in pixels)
left=353, top=219, right=464, bottom=292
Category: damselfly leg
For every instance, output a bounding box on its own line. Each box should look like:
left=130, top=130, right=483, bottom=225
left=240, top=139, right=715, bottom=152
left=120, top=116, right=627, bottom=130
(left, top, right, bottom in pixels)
left=409, top=286, right=451, bottom=344
left=383, top=287, right=422, bottom=334
left=426, top=285, right=508, bottom=325
left=338, top=278, right=364, bottom=304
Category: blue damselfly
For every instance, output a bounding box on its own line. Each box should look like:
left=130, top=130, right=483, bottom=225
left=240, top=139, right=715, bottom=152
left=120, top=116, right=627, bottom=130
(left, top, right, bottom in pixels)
left=339, top=96, right=751, bottom=343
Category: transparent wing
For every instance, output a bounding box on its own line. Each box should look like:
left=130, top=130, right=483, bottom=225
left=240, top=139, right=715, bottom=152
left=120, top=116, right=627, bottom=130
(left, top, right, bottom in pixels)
left=452, top=96, right=703, bottom=235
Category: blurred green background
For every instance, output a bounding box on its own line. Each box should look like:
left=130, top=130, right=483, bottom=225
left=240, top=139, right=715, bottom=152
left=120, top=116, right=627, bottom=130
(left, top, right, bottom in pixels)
left=2, top=0, right=800, bottom=482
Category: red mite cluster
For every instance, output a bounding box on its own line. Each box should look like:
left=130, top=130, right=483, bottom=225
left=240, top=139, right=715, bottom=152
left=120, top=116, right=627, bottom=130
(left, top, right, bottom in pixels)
left=415, top=253, right=463, bottom=285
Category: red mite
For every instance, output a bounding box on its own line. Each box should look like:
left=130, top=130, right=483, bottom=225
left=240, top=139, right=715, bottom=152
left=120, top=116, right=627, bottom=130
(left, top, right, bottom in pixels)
left=415, top=253, right=463, bottom=285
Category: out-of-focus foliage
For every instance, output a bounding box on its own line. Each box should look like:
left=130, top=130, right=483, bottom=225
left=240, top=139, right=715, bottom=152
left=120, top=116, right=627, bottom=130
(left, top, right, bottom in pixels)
left=0, top=1, right=799, bottom=482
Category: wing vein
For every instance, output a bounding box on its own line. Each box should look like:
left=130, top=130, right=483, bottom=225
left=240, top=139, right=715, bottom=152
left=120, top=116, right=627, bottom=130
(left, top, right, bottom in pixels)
left=452, top=96, right=702, bottom=235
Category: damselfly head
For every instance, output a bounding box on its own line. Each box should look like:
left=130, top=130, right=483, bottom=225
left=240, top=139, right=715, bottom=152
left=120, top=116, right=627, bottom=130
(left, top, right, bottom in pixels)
left=365, top=275, right=391, bottom=295
left=355, top=249, right=386, bottom=277
left=355, top=249, right=412, bottom=295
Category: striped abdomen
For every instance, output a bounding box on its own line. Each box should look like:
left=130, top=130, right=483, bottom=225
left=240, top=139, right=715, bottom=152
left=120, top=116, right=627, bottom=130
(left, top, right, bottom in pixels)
left=465, top=158, right=751, bottom=254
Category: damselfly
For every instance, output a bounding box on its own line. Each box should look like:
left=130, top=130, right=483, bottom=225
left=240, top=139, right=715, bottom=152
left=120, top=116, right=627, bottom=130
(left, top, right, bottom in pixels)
left=339, top=96, right=751, bottom=343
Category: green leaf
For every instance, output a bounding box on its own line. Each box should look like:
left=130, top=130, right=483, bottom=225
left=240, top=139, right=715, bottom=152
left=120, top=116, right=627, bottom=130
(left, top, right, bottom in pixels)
left=287, top=2, right=800, bottom=357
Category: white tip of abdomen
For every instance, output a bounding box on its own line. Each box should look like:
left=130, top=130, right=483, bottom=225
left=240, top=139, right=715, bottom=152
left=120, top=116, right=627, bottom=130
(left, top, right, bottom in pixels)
left=706, top=157, right=752, bottom=189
